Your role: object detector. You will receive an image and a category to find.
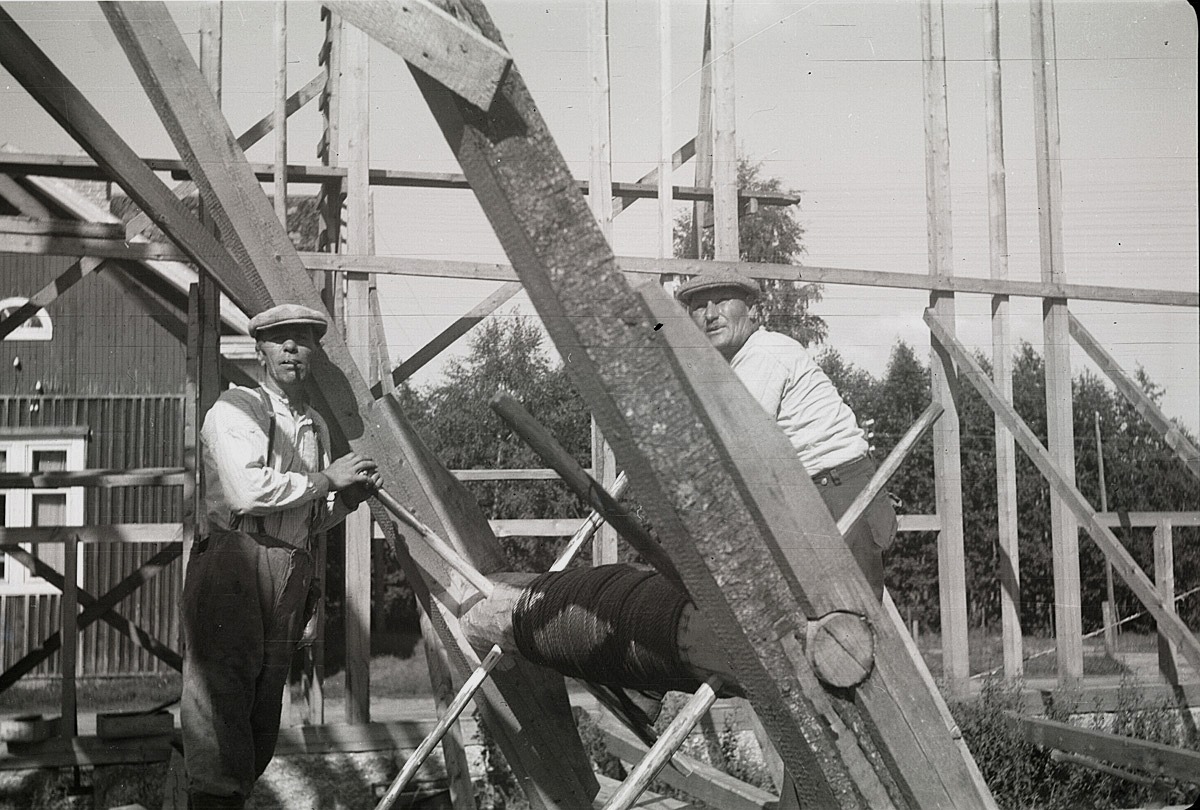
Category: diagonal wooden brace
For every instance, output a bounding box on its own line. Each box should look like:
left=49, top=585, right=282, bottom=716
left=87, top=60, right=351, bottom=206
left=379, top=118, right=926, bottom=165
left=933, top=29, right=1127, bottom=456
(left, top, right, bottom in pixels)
left=489, top=391, right=683, bottom=584
left=0, top=8, right=265, bottom=313
left=925, top=309, right=1200, bottom=673
left=101, top=5, right=597, bottom=804
left=326, top=0, right=511, bottom=110
left=0, top=543, right=182, bottom=692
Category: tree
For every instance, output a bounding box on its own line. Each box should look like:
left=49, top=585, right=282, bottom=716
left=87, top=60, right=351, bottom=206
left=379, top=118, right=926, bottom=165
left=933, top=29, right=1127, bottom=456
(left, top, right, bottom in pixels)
left=673, top=157, right=827, bottom=346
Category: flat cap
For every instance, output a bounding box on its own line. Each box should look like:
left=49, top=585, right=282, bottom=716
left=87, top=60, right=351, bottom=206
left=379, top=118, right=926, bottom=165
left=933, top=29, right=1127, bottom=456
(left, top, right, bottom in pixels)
left=248, top=304, right=329, bottom=339
left=675, top=268, right=761, bottom=303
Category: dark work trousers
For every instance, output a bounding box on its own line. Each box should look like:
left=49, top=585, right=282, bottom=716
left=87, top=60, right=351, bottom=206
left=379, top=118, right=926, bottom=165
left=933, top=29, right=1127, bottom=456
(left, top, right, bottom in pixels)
left=777, top=454, right=897, bottom=810
left=811, top=453, right=897, bottom=600
left=181, top=529, right=313, bottom=808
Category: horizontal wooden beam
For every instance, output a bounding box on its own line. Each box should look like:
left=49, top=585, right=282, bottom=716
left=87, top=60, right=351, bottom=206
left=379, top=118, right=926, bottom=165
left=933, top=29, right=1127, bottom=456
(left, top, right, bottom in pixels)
left=5, top=222, right=1190, bottom=309
left=0, top=215, right=123, bottom=239
left=0, top=152, right=798, bottom=206
left=1009, top=712, right=1200, bottom=784
left=0, top=468, right=186, bottom=488
left=452, top=468, right=570, bottom=481
left=299, top=253, right=1199, bottom=308
left=1093, top=511, right=1200, bottom=528
left=0, top=523, right=183, bottom=545
left=327, top=0, right=511, bottom=110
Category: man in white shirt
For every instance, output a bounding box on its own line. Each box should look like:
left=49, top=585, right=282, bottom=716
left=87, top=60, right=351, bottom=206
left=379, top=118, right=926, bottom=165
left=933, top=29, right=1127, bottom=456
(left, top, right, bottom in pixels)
left=182, top=304, right=381, bottom=809
left=675, top=269, right=896, bottom=597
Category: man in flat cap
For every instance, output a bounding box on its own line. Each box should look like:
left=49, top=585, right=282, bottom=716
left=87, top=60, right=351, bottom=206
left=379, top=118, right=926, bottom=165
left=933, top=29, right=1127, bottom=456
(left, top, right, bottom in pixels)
left=675, top=269, right=896, bottom=596
left=182, top=303, right=381, bottom=809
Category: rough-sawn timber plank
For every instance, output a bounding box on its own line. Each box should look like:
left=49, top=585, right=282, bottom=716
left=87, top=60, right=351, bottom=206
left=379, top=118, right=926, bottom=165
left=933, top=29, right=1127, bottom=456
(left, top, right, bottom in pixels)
left=402, top=1, right=994, bottom=808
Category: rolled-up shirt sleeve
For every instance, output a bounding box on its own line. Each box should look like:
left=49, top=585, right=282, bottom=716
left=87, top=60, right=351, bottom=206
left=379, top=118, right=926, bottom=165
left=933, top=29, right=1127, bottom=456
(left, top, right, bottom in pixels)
left=201, top=392, right=330, bottom=517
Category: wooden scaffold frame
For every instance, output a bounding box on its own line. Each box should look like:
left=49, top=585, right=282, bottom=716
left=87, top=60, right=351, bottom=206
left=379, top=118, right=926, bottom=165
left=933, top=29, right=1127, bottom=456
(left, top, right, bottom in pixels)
left=0, top=0, right=1197, bottom=807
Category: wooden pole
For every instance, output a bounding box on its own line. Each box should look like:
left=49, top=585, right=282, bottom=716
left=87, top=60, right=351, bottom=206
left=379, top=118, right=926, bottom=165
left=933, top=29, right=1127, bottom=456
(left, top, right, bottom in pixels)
left=1153, top=518, right=1179, bottom=686
left=273, top=0, right=288, bottom=226
left=342, top=21, right=372, bottom=725
left=921, top=0, right=969, bottom=696
left=1030, top=0, right=1083, bottom=685
left=550, top=471, right=629, bottom=572
left=375, top=646, right=503, bottom=810
left=688, top=2, right=714, bottom=262
left=588, top=0, right=619, bottom=567
left=420, top=612, right=477, bottom=810
left=60, top=532, right=78, bottom=738
left=983, top=0, right=1023, bottom=682
left=601, top=677, right=721, bottom=810
left=1095, top=412, right=1117, bottom=655
left=658, top=0, right=673, bottom=262
left=710, top=0, right=738, bottom=261
left=373, top=489, right=495, bottom=600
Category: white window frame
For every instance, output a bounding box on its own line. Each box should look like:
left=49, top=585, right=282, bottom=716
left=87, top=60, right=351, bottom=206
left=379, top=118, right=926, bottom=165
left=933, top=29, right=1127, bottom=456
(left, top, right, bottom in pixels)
left=0, top=430, right=86, bottom=595
left=0, top=297, right=53, bottom=341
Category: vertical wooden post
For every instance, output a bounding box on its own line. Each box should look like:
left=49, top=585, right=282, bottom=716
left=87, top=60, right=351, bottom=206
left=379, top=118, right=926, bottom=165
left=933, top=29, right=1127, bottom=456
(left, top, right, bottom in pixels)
left=61, top=532, right=78, bottom=738
left=588, top=0, right=619, bottom=566
left=688, top=3, right=714, bottom=262
left=273, top=0, right=288, bottom=227
left=921, top=0, right=969, bottom=696
left=1153, top=518, right=1178, bottom=686
left=342, top=21, right=372, bottom=725
left=1095, top=412, right=1117, bottom=655
left=366, top=196, right=391, bottom=634
left=710, top=0, right=738, bottom=261
left=983, top=0, right=1022, bottom=681
left=184, top=6, right=225, bottom=589
left=658, top=0, right=673, bottom=262
left=1030, top=0, right=1083, bottom=685
left=302, top=6, right=342, bottom=728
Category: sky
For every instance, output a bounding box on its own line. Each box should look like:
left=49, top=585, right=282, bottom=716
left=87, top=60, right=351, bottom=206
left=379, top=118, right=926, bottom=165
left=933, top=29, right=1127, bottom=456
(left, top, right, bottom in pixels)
left=1, top=0, right=1197, bottom=435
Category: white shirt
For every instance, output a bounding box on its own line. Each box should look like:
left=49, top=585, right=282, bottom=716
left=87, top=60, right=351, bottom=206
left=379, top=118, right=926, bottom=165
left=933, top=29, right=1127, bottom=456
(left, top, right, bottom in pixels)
left=200, top=385, right=349, bottom=546
left=730, top=329, right=869, bottom=475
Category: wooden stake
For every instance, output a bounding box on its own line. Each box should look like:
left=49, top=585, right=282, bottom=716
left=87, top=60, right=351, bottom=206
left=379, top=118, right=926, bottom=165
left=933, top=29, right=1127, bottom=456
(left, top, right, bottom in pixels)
left=689, top=2, right=714, bottom=261
left=420, top=612, right=477, bottom=810
left=601, top=677, right=721, bottom=810
left=375, top=645, right=503, bottom=810
left=1153, top=519, right=1179, bottom=686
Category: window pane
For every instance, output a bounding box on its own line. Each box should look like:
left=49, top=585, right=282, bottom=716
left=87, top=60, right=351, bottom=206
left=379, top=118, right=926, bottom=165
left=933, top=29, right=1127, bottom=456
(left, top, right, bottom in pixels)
left=0, top=450, right=6, bottom=472
left=33, top=451, right=68, bottom=473
left=31, top=493, right=66, bottom=574
left=0, top=492, right=6, bottom=579
left=32, top=493, right=66, bottom=527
